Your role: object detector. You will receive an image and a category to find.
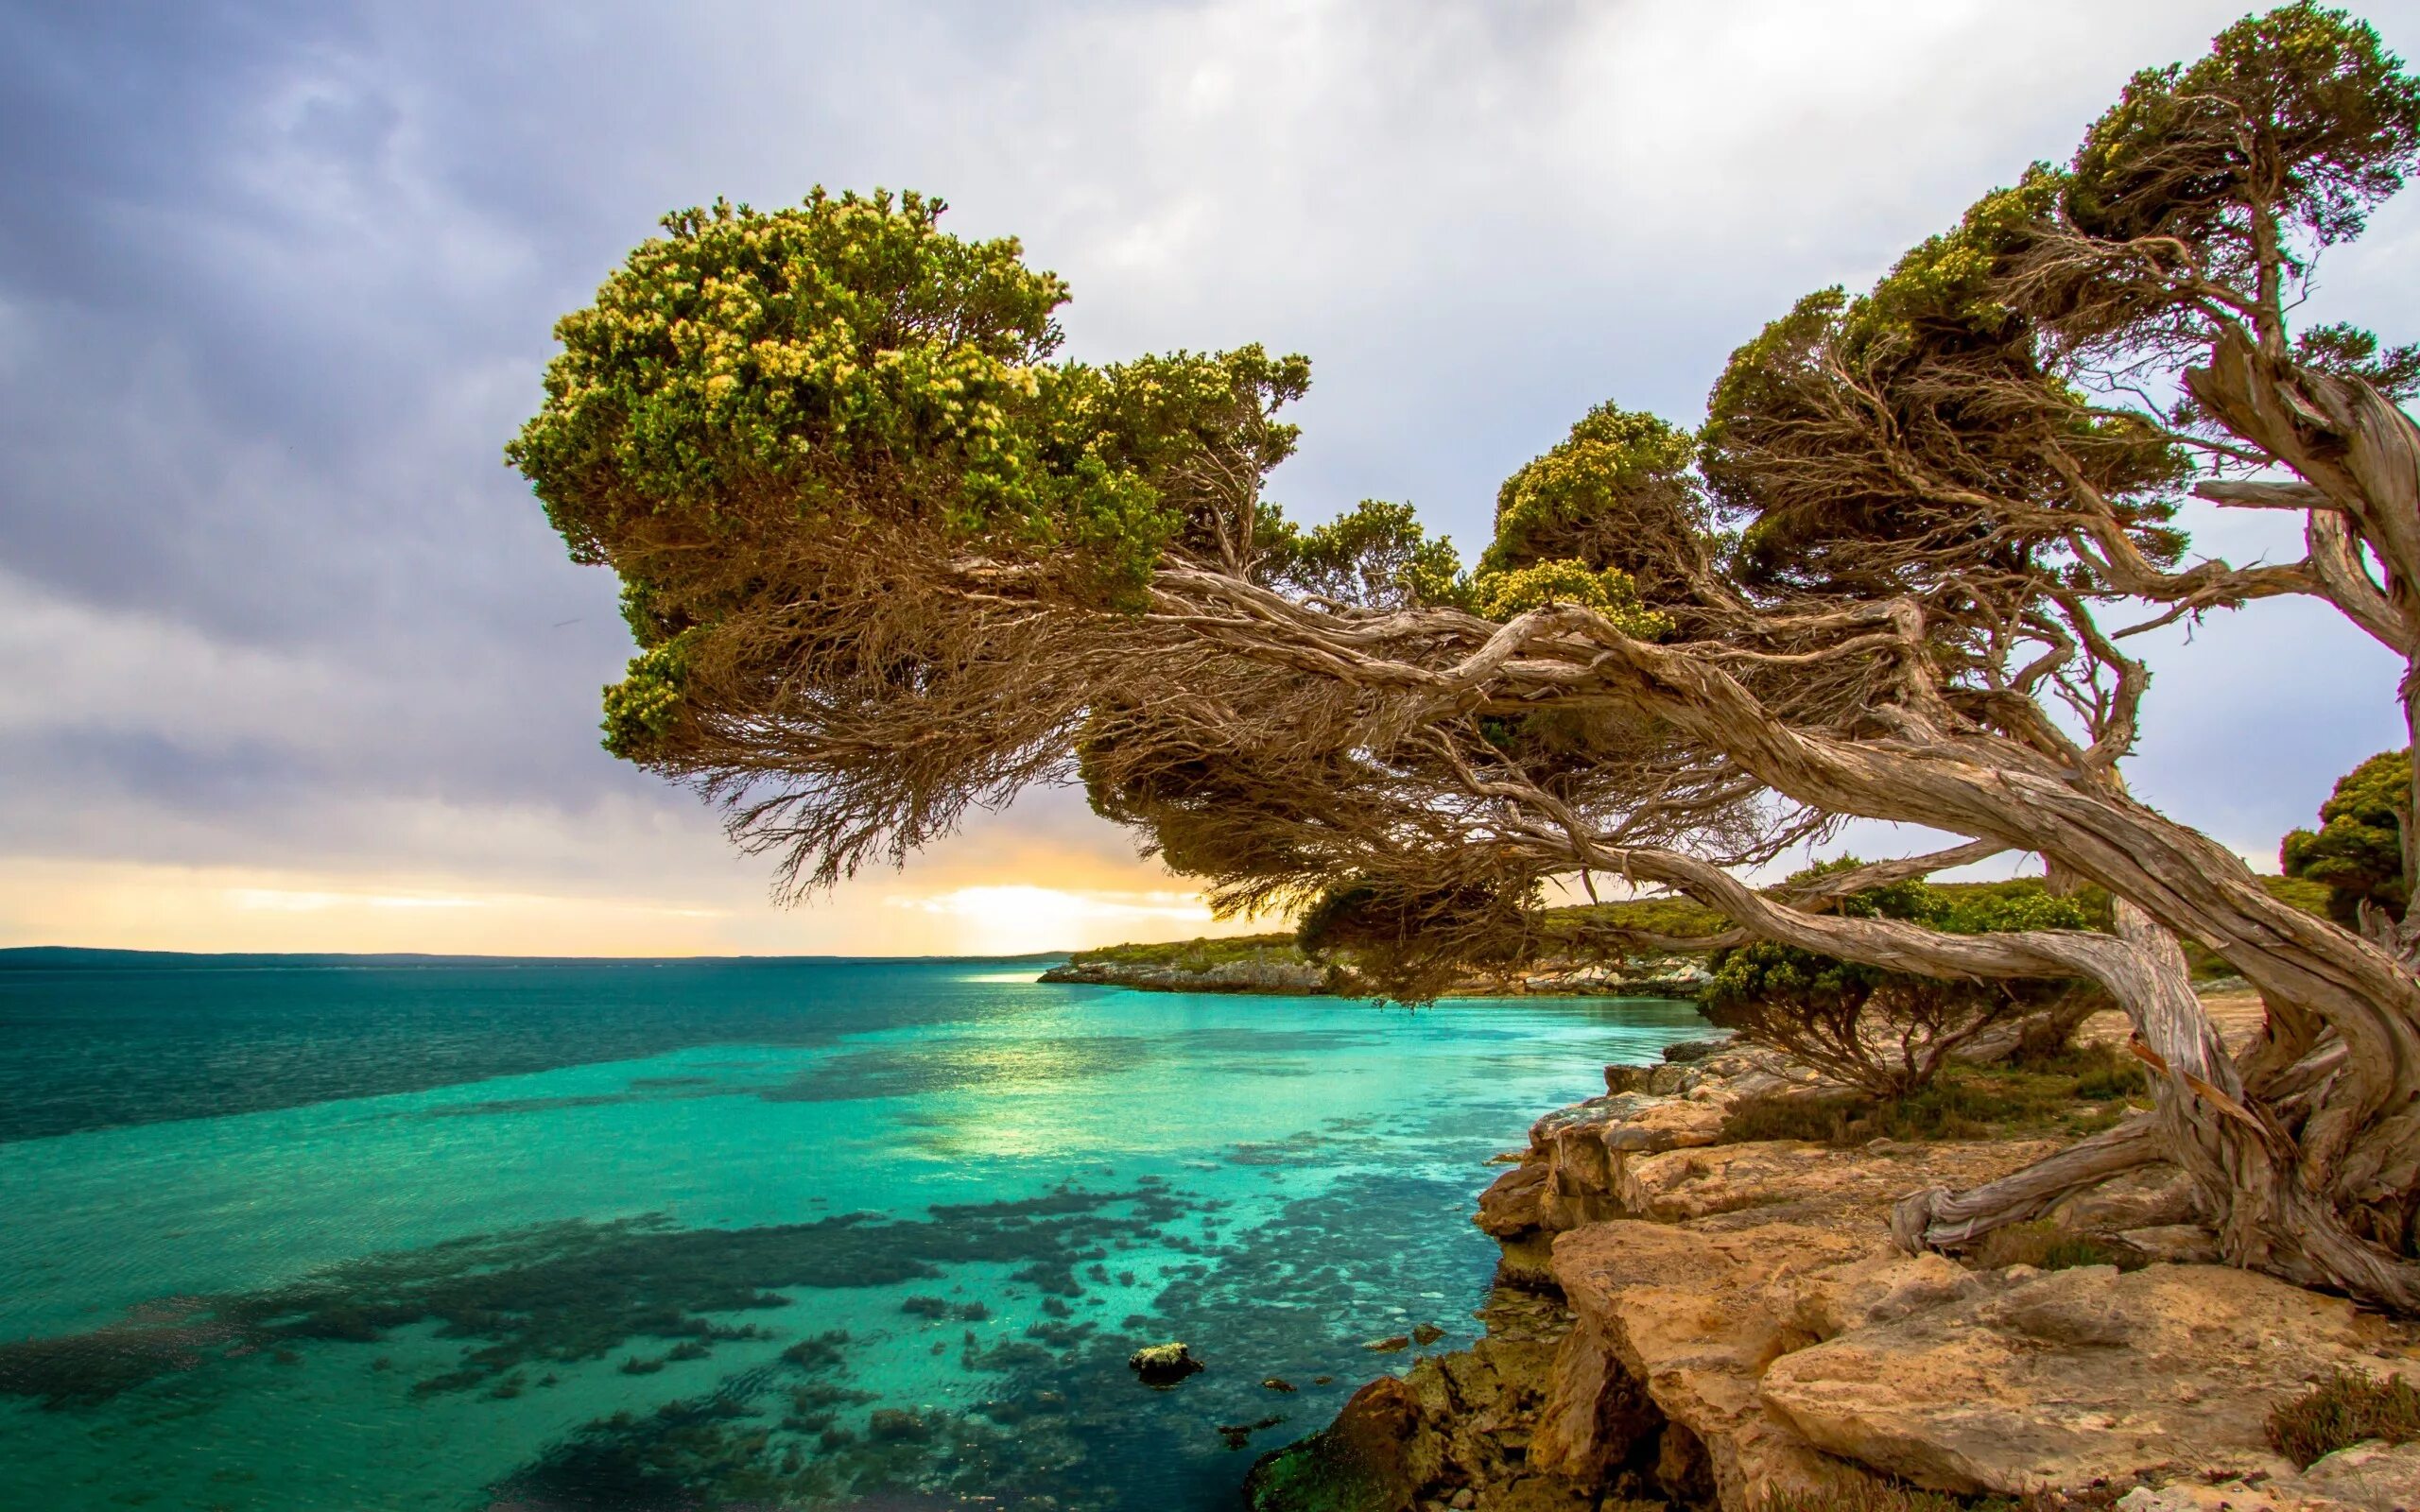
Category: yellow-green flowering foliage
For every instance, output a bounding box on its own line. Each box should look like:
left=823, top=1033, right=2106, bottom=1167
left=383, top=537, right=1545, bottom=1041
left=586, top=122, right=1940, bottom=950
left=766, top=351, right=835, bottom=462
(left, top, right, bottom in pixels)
left=1047, top=347, right=1308, bottom=499
left=1844, top=170, right=2064, bottom=351
left=1700, top=171, right=2187, bottom=589
left=599, top=631, right=700, bottom=760
left=508, top=189, right=1309, bottom=757
left=1481, top=404, right=1701, bottom=577
left=508, top=190, right=1080, bottom=560
left=1033, top=345, right=1309, bottom=585
left=1466, top=558, right=1670, bottom=636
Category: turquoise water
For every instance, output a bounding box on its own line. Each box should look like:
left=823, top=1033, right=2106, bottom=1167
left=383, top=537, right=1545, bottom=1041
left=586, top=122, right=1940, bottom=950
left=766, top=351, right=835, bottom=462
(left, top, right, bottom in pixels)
left=0, top=951, right=1706, bottom=1510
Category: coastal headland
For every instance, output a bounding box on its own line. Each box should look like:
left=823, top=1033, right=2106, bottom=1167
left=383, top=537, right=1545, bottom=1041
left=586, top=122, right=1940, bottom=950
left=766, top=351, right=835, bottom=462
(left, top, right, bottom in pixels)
left=1242, top=994, right=2420, bottom=1512
left=1040, top=932, right=1708, bottom=1001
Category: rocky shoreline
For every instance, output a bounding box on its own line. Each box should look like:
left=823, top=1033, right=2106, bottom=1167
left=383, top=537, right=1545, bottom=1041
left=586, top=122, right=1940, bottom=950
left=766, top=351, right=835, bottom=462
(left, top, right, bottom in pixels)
left=1245, top=1033, right=2420, bottom=1512
left=1037, top=956, right=1710, bottom=1001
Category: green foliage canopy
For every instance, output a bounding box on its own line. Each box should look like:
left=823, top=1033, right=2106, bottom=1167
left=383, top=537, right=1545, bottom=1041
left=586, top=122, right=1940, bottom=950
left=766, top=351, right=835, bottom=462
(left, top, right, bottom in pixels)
left=2283, top=748, right=2411, bottom=924
left=507, top=190, right=1313, bottom=759
left=1481, top=404, right=1703, bottom=577
left=1703, top=864, right=2100, bottom=1094
left=1263, top=499, right=1463, bottom=610
left=2068, top=2, right=2420, bottom=268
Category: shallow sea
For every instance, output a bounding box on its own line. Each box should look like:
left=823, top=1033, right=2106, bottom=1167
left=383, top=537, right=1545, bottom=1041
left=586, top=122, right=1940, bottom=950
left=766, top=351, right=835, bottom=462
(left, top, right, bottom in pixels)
left=0, top=950, right=1707, bottom=1511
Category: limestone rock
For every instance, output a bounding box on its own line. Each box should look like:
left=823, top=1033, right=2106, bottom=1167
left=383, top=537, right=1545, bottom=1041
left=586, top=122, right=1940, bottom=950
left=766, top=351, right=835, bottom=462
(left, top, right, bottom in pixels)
left=1662, top=1038, right=1733, bottom=1064
left=1045, top=949, right=1714, bottom=1000
left=2117, top=1224, right=2224, bottom=1265
left=1769, top=1250, right=1989, bottom=1341
left=1492, top=1232, right=1559, bottom=1292
left=1550, top=1220, right=1892, bottom=1510
left=2291, top=1439, right=2420, bottom=1512
left=2108, top=1462, right=2414, bottom=1512
left=1760, top=1263, right=2412, bottom=1495
left=1475, top=1161, right=1549, bottom=1239
left=1283, top=1009, right=2420, bottom=1512
left=2115, top=1483, right=2342, bottom=1512
left=1614, top=1138, right=2060, bottom=1226
left=1603, top=1065, right=1654, bottom=1094
left=1477, top=1050, right=1863, bottom=1248
left=1527, top=1091, right=1721, bottom=1156
left=1245, top=1325, right=1593, bottom=1512
left=1527, top=1318, right=1659, bottom=1483
left=1243, top=1374, right=1436, bottom=1512
left=1042, top=957, right=1330, bottom=993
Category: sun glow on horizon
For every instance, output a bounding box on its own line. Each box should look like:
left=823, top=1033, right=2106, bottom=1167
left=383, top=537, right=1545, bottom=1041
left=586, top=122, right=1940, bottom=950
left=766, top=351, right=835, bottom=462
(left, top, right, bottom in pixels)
left=0, top=857, right=1271, bottom=958
left=886, top=884, right=1234, bottom=956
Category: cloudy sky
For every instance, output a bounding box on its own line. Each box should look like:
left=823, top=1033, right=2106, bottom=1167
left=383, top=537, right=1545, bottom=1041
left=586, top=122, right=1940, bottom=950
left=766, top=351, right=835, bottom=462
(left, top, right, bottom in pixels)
left=4, top=0, right=2414, bottom=956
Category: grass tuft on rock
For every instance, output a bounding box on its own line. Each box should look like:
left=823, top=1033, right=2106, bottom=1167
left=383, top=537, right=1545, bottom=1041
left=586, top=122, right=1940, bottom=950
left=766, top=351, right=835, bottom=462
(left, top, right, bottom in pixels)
left=2267, top=1368, right=2420, bottom=1468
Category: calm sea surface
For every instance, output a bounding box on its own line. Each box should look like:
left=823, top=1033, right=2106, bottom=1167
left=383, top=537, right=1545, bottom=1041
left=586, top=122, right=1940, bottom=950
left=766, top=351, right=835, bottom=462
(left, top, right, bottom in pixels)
left=0, top=950, right=1706, bottom=1511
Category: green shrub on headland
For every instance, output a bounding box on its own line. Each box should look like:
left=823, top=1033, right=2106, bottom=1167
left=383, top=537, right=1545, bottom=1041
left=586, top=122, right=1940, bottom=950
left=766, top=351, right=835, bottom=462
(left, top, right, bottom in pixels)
left=1068, top=934, right=1304, bottom=971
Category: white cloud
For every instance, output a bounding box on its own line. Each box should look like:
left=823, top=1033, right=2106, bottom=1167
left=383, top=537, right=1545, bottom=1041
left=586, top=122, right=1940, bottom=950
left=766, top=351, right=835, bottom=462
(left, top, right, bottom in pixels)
left=6, top=0, right=2418, bottom=951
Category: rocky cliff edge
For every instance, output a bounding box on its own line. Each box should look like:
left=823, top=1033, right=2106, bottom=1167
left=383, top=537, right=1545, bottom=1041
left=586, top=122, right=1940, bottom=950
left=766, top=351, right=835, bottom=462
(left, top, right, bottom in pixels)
left=1247, top=1040, right=2420, bottom=1512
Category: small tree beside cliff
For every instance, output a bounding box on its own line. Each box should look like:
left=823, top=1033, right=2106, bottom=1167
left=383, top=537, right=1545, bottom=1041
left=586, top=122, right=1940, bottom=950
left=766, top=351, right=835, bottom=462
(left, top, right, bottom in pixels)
left=1702, top=870, right=2102, bottom=1096
left=2285, top=748, right=2412, bottom=926
left=516, top=9, right=2420, bottom=1312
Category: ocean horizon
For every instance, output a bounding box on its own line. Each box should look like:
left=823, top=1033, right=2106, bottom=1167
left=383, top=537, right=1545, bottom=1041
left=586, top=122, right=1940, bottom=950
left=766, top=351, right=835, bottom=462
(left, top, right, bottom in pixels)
left=0, top=945, right=1080, bottom=967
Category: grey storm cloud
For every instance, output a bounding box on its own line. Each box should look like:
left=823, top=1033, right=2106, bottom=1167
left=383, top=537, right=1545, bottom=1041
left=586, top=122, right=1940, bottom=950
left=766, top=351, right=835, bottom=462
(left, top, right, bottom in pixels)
left=2, top=0, right=2415, bottom=933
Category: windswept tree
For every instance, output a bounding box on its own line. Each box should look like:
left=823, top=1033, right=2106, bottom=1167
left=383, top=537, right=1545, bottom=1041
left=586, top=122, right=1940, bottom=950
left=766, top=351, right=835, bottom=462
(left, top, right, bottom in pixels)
left=513, top=9, right=2420, bottom=1311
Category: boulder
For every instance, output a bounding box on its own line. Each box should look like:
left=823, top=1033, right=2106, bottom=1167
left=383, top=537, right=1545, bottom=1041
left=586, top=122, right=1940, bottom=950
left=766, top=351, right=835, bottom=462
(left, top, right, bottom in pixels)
left=1528, top=1091, right=1724, bottom=1157
left=1528, top=1318, right=1662, bottom=1483
left=1769, top=1249, right=1989, bottom=1341
left=1244, top=1326, right=1591, bottom=1512
left=1760, top=1263, right=2416, bottom=1495
left=1243, top=1374, right=1436, bottom=1512
left=1129, top=1341, right=1204, bottom=1385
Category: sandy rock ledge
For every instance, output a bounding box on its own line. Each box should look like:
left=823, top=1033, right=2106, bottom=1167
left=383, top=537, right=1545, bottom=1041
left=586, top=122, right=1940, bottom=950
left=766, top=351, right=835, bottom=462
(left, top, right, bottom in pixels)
left=1247, top=1043, right=2420, bottom=1512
